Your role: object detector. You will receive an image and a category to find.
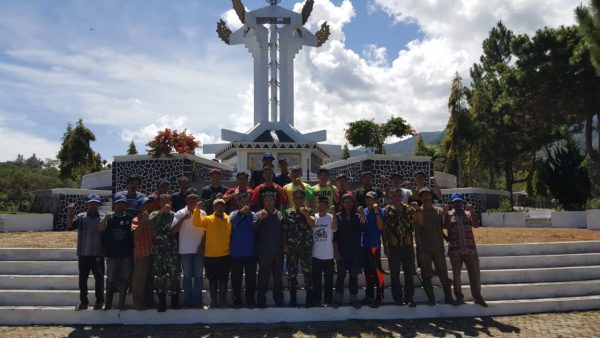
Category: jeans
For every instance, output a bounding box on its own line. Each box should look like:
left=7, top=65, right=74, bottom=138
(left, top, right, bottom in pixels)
left=78, top=256, right=104, bottom=305
left=181, top=254, right=204, bottom=307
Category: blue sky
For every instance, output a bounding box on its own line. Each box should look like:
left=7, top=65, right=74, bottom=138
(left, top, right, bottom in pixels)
left=0, top=0, right=580, bottom=162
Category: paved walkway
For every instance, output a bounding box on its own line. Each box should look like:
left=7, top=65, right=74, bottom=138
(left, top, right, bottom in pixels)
left=1, top=310, right=599, bottom=337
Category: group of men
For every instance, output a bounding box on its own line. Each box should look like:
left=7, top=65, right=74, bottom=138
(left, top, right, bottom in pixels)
left=67, top=152, right=487, bottom=312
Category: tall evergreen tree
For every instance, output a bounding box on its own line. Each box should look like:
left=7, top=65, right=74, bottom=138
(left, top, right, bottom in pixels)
left=127, top=139, right=138, bottom=155
left=57, top=119, right=97, bottom=183
left=341, top=143, right=350, bottom=160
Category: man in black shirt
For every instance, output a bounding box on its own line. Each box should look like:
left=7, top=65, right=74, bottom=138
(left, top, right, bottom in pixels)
left=354, top=171, right=384, bottom=208
left=250, top=152, right=275, bottom=188
left=172, top=176, right=191, bottom=212
left=201, top=169, right=229, bottom=215
left=332, top=193, right=365, bottom=308
left=274, top=158, right=292, bottom=187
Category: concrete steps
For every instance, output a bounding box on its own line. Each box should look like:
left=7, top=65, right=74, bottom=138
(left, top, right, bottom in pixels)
left=1, top=295, right=600, bottom=325
left=0, top=241, right=600, bottom=324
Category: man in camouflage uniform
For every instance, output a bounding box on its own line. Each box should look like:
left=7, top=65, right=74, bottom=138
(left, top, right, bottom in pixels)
left=148, top=194, right=181, bottom=312
left=283, top=189, right=316, bottom=307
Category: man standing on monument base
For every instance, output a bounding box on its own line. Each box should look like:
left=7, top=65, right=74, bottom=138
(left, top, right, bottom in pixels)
left=283, top=189, right=316, bottom=307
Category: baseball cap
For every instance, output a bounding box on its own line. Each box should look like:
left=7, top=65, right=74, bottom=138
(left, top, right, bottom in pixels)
left=366, top=191, right=378, bottom=199
left=263, top=152, right=275, bottom=160
left=212, top=198, right=226, bottom=206
left=113, top=194, right=127, bottom=203
left=342, top=193, right=354, bottom=200
left=451, top=192, right=466, bottom=203
left=418, top=187, right=432, bottom=196
left=208, top=168, right=222, bottom=176
left=137, top=196, right=151, bottom=205
left=86, top=194, right=102, bottom=204
left=290, top=166, right=302, bottom=173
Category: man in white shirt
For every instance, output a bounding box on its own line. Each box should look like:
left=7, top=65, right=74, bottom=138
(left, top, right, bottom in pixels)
left=172, top=188, right=205, bottom=308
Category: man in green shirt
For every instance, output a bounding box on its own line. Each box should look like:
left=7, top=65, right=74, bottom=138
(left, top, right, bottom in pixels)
left=413, top=187, right=456, bottom=306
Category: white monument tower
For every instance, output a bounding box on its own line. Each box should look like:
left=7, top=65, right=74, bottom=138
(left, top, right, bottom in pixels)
left=204, top=0, right=341, bottom=174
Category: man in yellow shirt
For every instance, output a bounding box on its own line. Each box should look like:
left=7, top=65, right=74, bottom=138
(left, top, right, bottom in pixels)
left=283, top=166, right=313, bottom=209
left=193, top=199, right=231, bottom=309
left=312, top=168, right=338, bottom=210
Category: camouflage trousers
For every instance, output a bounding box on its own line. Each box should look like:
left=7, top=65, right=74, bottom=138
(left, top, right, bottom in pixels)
left=153, top=253, right=181, bottom=295
left=286, top=249, right=312, bottom=291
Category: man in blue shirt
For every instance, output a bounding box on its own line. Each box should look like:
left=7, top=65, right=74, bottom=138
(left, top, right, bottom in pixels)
left=362, top=191, right=385, bottom=307
left=229, top=192, right=257, bottom=308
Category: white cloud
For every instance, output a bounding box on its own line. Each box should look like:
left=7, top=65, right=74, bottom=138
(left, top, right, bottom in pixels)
left=0, top=0, right=584, bottom=163
left=0, top=127, right=60, bottom=162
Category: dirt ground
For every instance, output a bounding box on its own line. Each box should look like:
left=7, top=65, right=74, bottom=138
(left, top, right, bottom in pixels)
left=1, top=227, right=600, bottom=248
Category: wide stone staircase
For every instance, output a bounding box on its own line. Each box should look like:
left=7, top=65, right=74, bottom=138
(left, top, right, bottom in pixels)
left=1, top=241, right=599, bottom=325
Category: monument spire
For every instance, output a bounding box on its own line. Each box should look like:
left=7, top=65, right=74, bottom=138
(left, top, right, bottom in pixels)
left=216, top=0, right=330, bottom=127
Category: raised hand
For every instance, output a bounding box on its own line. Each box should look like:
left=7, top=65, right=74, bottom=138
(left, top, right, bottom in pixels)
left=442, top=204, right=449, bottom=214
left=240, top=205, right=251, bottom=214
left=67, top=203, right=75, bottom=212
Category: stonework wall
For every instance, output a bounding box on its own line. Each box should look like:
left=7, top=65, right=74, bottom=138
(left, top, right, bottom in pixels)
left=112, top=155, right=233, bottom=195
left=31, top=189, right=112, bottom=230
left=323, top=155, right=433, bottom=189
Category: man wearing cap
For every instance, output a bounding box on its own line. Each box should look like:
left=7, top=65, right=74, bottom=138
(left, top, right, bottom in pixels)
left=193, top=198, right=232, bottom=309
left=223, top=172, right=253, bottom=214
left=130, top=196, right=155, bottom=310
left=201, top=168, right=229, bottom=215
left=334, top=174, right=352, bottom=213
left=274, top=157, right=292, bottom=187
left=172, top=176, right=192, bottom=212
left=382, top=188, right=417, bottom=307
left=149, top=179, right=171, bottom=212
left=119, top=175, right=146, bottom=218
left=354, top=171, right=384, bottom=209
left=99, top=194, right=134, bottom=310
left=67, top=194, right=106, bottom=311
left=312, top=168, right=338, bottom=211
left=253, top=192, right=286, bottom=308
left=332, top=193, right=365, bottom=308
left=445, top=193, right=487, bottom=307
left=413, top=187, right=455, bottom=306
left=411, top=171, right=442, bottom=202
left=148, top=194, right=181, bottom=312
left=172, top=188, right=205, bottom=309
left=229, top=192, right=257, bottom=308
left=362, top=191, right=386, bottom=307
left=282, top=189, right=316, bottom=307
left=250, top=152, right=275, bottom=188
left=283, top=166, right=313, bottom=209
left=251, top=166, right=288, bottom=211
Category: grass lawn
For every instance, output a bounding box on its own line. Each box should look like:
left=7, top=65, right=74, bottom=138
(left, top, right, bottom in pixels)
left=0, top=227, right=599, bottom=248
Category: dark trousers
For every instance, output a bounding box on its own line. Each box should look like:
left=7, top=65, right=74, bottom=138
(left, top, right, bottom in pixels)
left=449, top=253, right=483, bottom=302
left=335, top=257, right=360, bottom=296
left=388, top=245, right=415, bottom=303
left=204, top=256, right=231, bottom=282
left=78, top=256, right=104, bottom=305
left=419, top=250, right=451, bottom=283
left=231, top=256, right=257, bottom=305
left=363, top=247, right=384, bottom=301
left=257, top=252, right=284, bottom=306
left=132, top=255, right=154, bottom=309
left=312, top=258, right=334, bottom=304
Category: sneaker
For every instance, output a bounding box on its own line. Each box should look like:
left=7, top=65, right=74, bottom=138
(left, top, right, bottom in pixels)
left=75, top=303, right=88, bottom=311
left=93, top=303, right=103, bottom=310
left=351, top=300, right=362, bottom=309
left=369, top=299, right=381, bottom=308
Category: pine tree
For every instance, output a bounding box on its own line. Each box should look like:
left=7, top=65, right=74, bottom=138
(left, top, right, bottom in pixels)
left=57, top=119, right=97, bottom=183
left=127, top=139, right=138, bottom=155
left=341, top=143, right=350, bottom=159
